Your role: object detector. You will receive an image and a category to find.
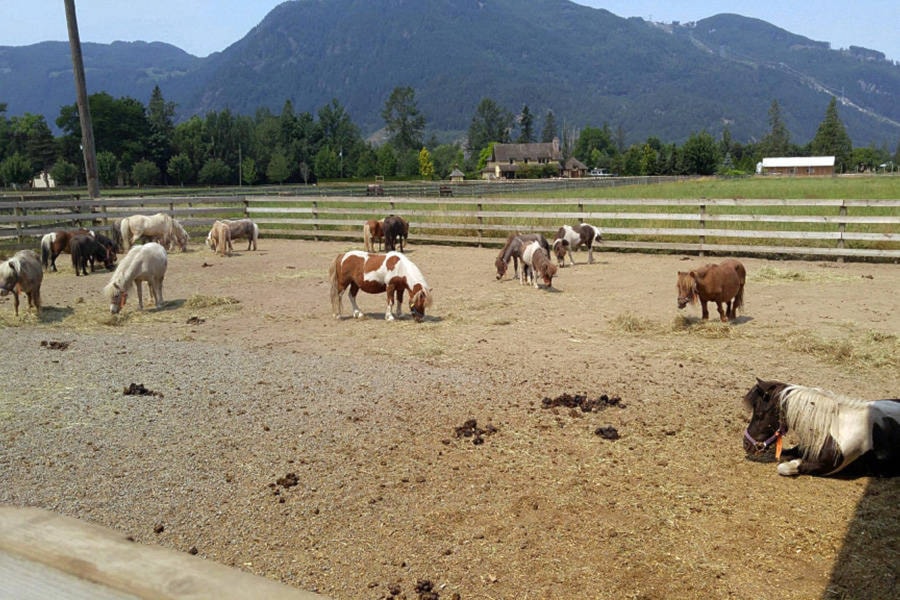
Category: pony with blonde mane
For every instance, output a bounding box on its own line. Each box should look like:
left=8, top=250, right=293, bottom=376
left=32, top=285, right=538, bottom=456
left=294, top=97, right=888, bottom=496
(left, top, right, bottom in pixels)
left=329, top=250, right=432, bottom=322
left=206, top=220, right=233, bottom=256
left=120, top=213, right=189, bottom=252
left=103, top=242, right=168, bottom=314
left=676, top=259, right=745, bottom=322
left=743, top=378, right=900, bottom=477
left=363, top=219, right=384, bottom=252
left=0, top=249, right=42, bottom=316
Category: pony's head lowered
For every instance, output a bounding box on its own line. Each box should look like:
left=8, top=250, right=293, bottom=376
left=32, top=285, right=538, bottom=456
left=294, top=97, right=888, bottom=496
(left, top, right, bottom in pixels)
left=551, top=238, right=569, bottom=265
left=409, top=287, right=433, bottom=323
left=676, top=271, right=699, bottom=308
left=742, top=378, right=789, bottom=459
left=103, top=281, right=128, bottom=314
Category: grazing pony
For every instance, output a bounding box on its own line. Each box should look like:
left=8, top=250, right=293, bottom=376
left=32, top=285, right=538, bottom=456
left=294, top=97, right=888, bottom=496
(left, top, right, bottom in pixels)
left=520, top=240, right=558, bottom=288
left=329, top=250, right=432, bottom=322
left=40, top=228, right=93, bottom=272
left=382, top=215, right=409, bottom=252
left=109, top=219, right=126, bottom=252
left=0, top=249, right=42, bottom=316
left=220, top=218, right=258, bottom=251
left=206, top=220, right=233, bottom=256
left=120, top=213, right=189, bottom=252
left=103, top=242, right=168, bottom=314
left=676, top=259, right=746, bottom=322
left=363, top=219, right=385, bottom=253
left=743, top=378, right=900, bottom=477
left=495, top=233, right=550, bottom=280
left=70, top=233, right=114, bottom=276
left=552, top=223, right=603, bottom=267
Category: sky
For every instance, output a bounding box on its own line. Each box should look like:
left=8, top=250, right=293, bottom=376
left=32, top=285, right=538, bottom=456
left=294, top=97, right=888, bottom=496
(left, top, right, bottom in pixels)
left=0, top=1, right=897, bottom=61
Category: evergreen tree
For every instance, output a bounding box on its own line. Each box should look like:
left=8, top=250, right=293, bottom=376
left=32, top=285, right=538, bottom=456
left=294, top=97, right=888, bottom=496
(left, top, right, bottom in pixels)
left=760, top=100, right=790, bottom=157
left=147, top=85, right=176, bottom=179
left=467, top=98, right=512, bottom=159
left=517, top=104, right=534, bottom=143
left=810, top=97, right=852, bottom=173
left=381, top=87, right=425, bottom=153
left=266, top=151, right=291, bottom=184
left=540, top=110, right=557, bottom=143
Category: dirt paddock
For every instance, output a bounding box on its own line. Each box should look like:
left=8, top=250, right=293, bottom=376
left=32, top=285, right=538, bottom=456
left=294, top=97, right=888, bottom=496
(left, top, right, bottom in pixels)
left=1, top=239, right=898, bottom=600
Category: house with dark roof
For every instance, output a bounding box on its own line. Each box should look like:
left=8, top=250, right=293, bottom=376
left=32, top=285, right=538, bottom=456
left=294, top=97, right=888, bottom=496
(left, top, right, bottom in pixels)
left=482, top=137, right=586, bottom=179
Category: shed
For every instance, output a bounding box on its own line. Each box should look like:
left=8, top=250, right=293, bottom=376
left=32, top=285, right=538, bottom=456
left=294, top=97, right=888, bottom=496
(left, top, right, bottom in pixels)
left=760, top=156, right=835, bottom=176
left=448, top=167, right=465, bottom=182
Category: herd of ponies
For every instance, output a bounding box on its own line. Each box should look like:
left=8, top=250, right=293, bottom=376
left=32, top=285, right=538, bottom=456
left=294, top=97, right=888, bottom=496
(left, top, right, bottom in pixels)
left=2, top=212, right=898, bottom=478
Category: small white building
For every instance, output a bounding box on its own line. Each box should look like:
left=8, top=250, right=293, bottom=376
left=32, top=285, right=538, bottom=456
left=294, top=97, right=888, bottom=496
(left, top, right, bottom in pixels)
left=31, top=171, right=56, bottom=188
left=759, top=156, right=835, bottom=176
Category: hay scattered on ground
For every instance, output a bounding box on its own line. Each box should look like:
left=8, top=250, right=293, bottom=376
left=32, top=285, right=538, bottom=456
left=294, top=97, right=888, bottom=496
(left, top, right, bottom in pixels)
left=782, top=329, right=899, bottom=370
left=750, top=266, right=857, bottom=283
left=185, top=294, right=241, bottom=308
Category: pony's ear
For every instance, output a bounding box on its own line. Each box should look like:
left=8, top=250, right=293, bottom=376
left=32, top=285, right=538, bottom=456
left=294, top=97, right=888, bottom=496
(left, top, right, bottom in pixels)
left=114, top=282, right=121, bottom=291
left=690, top=270, right=700, bottom=281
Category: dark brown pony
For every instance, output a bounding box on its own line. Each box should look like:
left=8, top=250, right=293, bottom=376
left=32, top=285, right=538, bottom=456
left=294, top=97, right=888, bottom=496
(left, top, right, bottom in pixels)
left=363, top=219, right=384, bottom=252
left=329, top=250, right=432, bottom=322
left=41, top=228, right=92, bottom=272
left=382, top=215, right=409, bottom=252
left=70, top=233, right=115, bottom=276
left=495, top=233, right=550, bottom=280
left=676, top=259, right=746, bottom=321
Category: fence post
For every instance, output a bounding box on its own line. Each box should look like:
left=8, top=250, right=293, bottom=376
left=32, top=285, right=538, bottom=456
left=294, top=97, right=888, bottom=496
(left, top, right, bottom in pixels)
left=477, top=201, right=484, bottom=247
left=698, top=202, right=706, bottom=257
left=312, top=200, right=319, bottom=241
left=837, top=202, right=847, bottom=263
left=243, top=197, right=250, bottom=219
left=15, top=201, right=25, bottom=245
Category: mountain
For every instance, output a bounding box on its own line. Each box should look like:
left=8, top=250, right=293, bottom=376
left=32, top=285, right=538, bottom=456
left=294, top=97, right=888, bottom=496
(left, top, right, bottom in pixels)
left=1, top=0, right=898, bottom=147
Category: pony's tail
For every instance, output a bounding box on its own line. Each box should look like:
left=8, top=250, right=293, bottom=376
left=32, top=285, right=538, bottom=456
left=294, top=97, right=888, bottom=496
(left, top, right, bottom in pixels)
left=40, top=236, right=50, bottom=270
left=733, top=281, right=745, bottom=313
left=119, top=219, right=131, bottom=251
left=363, top=222, right=372, bottom=252
left=328, top=254, right=343, bottom=317
left=252, top=222, right=259, bottom=244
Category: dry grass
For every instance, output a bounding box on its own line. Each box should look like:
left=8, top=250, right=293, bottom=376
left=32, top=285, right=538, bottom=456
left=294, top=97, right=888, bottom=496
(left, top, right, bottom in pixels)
left=750, top=266, right=858, bottom=283
left=782, top=329, right=899, bottom=370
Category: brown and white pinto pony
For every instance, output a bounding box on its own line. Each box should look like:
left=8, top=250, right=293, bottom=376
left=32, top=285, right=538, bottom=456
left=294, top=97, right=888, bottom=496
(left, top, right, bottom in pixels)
left=495, top=233, right=550, bottom=280
left=363, top=219, right=384, bottom=253
left=743, top=378, right=900, bottom=477
left=382, top=215, right=409, bottom=252
left=329, top=250, right=432, bottom=322
left=41, top=228, right=93, bottom=272
left=0, top=249, right=42, bottom=316
left=520, top=240, right=558, bottom=288
left=676, top=259, right=746, bottom=322
left=552, top=223, right=602, bottom=267
left=206, top=221, right=233, bottom=256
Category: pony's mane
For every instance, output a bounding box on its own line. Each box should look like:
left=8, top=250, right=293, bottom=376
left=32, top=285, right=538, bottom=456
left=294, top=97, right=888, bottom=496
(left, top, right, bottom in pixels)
left=676, top=271, right=698, bottom=304
left=395, top=254, right=429, bottom=290
left=780, top=385, right=871, bottom=461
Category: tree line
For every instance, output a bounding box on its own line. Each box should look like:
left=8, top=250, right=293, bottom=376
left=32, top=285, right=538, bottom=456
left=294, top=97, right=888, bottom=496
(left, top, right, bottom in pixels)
left=1, top=85, right=897, bottom=190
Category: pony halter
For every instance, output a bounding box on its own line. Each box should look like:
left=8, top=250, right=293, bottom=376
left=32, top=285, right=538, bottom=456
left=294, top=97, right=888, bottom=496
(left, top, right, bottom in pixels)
left=744, top=425, right=786, bottom=458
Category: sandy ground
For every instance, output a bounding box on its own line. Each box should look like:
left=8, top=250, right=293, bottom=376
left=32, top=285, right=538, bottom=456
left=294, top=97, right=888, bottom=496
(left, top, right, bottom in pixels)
left=1, top=238, right=898, bottom=600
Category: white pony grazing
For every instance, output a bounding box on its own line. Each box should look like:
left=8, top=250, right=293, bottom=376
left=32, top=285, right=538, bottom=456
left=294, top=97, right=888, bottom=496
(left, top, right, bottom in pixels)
left=103, top=242, right=168, bottom=314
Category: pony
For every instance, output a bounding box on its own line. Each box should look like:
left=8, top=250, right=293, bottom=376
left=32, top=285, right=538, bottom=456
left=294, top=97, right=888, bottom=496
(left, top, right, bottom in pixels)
left=40, top=228, right=93, bottom=272
left=363, top=219, right=385, bottom=253
left=206, top=220, right=233, bottom=256
left=220, top=218, right=258, bottom=251
left=520, top=240, right=558, bottom=288
left=329, top=250, right=432, bottom=322
left=102, top=242, right=168, bottom=314
left=109, top=219, right=126, bottom=252
left=382, top=215, right=409, bottom=252
left=743, top=378, right=900, bottom=477
left=70, top=233, right=114, bottom=276
left=495, top=233, right=550, bottom=280
left=552, top=223, right=602, bottom=267
left=676, top=259, right=746, bottom=322
left=0, top=249, right=42, bottom=316
left=120, top=213, right=189, bottom=252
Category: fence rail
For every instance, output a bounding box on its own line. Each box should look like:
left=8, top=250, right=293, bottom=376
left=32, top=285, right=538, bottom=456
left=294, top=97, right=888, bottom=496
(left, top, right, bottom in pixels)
left=1, top=194, right=898, bottom=260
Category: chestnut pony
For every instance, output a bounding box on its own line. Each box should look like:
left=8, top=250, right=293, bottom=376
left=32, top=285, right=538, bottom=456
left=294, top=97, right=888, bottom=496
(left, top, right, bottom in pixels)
left=362, top=219, right=384, bottom=252
left=676, top=259, right=746, bottom=321
left=329, top=250, right=432, bottom=322
left=520, top=240, right=558, bottom=288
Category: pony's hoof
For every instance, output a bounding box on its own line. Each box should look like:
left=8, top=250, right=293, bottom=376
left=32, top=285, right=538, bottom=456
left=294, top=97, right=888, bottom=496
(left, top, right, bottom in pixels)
left=353, top=311, right=364, bottom=319
left=386, top=314, right=395, bottom=321
left=777, top=460, right=801, bottom=476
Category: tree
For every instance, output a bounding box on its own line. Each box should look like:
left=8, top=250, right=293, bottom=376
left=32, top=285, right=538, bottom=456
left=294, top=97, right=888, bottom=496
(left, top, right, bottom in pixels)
left=574, top=125, right=615, bottom=166
left=418, top=147, right=435, bottom=180
left=375, top=145, right=397, bottom=177
left=167, top=153, right=193, bottom=186
left=381, top=87, right=425, bottom=153
left=131, top=159, right=160, bottom=187
left=467, top=98, right=512, bottom=159
left=241, top=157, right=258, bottom=185
left=0, top=152, right=33, bottom=187
left=314, top=147, right=340, bottom=179
left=810, top=97, right=852, bottom=173
left=760, top=100, right=790, bottom=157
left=540, top=110, right=558, bottom=143
left=266, top=151, right=291, bottom=184
left=49, top=160, right=79, bottom=186
left=318, top=98, right=361, bottom=177
left=430, top=143, right=465, bottom=179
left=681, top=131, right=720, bottom=175
left=517, top=104, right=534, bottom=143
left=57, top=93, right=150, bottom=170
left=146, top=85, right=176, bottom=180
left=198, top=157, right=232, bottom=185
left=96, top=151, right=120, bottom=186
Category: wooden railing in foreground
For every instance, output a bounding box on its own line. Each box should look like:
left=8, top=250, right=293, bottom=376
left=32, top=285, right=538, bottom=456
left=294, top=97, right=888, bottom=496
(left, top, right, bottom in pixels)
left=1, top=194, right=898, bottom=260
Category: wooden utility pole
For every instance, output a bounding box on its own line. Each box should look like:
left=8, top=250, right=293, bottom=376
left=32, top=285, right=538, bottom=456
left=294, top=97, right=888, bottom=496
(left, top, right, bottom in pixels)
left=64, top=0, right=100, bottom=198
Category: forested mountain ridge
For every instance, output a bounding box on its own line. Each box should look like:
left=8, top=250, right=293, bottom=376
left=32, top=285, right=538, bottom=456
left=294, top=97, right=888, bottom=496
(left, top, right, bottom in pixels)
left=1, top=0, right=898, bottom=147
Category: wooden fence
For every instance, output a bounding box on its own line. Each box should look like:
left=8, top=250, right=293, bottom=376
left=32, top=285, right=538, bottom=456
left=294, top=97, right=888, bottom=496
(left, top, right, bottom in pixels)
left=1, top=193, right=898, bottom=260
